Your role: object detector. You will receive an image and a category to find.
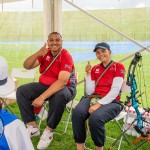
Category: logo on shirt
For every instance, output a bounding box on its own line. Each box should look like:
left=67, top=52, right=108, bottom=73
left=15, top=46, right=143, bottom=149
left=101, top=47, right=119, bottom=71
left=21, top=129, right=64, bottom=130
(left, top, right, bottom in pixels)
left=120, top=69, right=125, bottom=74
left=0, top=117, right=4, bottom=139
left=46, top=56, right=50, bottom=61
left=65, top=64, right=71, bottom=69
left=95, top=69, right=100, bottom=74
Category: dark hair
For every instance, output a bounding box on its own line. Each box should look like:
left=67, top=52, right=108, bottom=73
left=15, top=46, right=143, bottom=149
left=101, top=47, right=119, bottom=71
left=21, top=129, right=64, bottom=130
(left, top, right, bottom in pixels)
left=48, top=32, right=62, bottom=39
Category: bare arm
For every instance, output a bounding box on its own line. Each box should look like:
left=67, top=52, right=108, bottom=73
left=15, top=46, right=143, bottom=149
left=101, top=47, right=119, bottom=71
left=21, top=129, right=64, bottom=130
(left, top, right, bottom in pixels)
left=23, top=43, right=48, bottom=69
left=42, top=71, right=70, bottom=98
left=32, top=71, right=71, bottom=107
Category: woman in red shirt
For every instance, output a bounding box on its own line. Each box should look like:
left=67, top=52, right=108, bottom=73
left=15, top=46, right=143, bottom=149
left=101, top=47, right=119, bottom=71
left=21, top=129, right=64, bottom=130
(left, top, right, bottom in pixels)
left=72, top=42, right=125, bottom=150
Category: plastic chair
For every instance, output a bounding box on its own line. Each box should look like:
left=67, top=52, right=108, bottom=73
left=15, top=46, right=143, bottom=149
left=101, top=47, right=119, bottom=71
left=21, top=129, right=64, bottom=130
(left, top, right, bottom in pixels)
left=1, top=68, right=36, bottom=105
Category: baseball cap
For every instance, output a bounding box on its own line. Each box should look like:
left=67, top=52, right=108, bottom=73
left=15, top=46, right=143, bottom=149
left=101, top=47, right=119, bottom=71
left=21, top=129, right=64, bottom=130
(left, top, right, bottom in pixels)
left=0, top=56, right=15, bottom=96
left=93, top=42, right=110, bottom=52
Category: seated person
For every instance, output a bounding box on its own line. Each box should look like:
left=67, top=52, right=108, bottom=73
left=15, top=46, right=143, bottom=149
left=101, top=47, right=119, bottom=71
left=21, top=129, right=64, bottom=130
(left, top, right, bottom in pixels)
left=16, top=32, right=77, bottom=150
left=72, top=42, right=125, bottom=150
left=0, top=56, right=34, bottom=150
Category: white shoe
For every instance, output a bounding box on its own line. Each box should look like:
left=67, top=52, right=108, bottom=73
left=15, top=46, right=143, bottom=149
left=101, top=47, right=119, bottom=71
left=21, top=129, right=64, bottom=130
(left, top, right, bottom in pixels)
left=26, top=125, right=40, bottom=138
left=37, top=129, right=53, bottom=150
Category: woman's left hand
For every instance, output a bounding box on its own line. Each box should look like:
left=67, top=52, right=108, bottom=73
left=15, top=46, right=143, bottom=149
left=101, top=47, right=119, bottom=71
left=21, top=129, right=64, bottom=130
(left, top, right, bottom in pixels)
left=88, top=103, right=102, bottom=114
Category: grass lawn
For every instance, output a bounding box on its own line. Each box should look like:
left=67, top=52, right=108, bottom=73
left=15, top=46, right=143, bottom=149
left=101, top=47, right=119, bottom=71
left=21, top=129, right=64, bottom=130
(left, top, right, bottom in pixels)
left=2, top=50, right=150, bottom=150
left=6, top=101, right=150, bottom=150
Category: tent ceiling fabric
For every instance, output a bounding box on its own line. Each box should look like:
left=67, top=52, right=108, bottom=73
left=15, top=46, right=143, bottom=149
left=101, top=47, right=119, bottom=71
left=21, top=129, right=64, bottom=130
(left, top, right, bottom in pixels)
left=0, top=0, right=25, bottom=3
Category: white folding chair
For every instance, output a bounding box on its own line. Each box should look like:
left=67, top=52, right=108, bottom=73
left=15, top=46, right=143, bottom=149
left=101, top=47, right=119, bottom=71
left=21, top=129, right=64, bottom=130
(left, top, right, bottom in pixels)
left=1, top=68, right=36, bottom=105
left=56, top=72, right=79, bottom=134
left=64, top=72, right=80, bottom=132
left=37, top=101, right=48, bottom=128
left=84, top=80, right=131, bottom=150
left=37, top=72, right=79, bottom=134
left=11, top=68, right=36, bottom=81
left=107, top=80, right=131, bottom=149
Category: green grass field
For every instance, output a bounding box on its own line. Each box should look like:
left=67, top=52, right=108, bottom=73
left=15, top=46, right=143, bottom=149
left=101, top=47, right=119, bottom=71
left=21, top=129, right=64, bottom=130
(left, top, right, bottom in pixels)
left=0, top=7, right=150, bottom=41
left=8, top=101, right=150, bottom=150
left=1, top=7, right=150, bottom=150
left=3, top=50, right=150, bottom=150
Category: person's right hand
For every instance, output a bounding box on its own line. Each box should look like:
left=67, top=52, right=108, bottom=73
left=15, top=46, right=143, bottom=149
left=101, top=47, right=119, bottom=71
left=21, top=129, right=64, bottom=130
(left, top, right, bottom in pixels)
left=88, top=103, right=102, bottom=114
left=85, top=61, right=91, bottom=73
left=37, top=43, right=49, bottom=57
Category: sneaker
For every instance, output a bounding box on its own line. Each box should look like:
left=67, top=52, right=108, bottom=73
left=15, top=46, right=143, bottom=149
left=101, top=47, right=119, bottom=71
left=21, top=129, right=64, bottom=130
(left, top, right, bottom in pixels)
left=37, top=129, right=53, bottom=150
left=26, top=125, right=40, bottom=138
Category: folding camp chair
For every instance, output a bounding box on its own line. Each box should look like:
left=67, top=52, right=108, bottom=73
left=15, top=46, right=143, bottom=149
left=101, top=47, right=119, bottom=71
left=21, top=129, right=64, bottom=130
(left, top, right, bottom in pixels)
left=1, top=68, right=36, bottom=108
left=0, top=97, right=15, bottom=114
left=35, top=101, right=48, bottom=128
left=84, top=111, right=129, bottom=150
left=37, top=72, right=79, bottom=134
left=54, top=72, right=79, bottom=134
left=84, top=80, right=131, bottom=150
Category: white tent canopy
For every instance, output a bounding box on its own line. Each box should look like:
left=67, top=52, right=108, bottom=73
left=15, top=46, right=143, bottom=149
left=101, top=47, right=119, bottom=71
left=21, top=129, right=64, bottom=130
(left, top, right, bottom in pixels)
left=0, top=0, right=24, bottom=3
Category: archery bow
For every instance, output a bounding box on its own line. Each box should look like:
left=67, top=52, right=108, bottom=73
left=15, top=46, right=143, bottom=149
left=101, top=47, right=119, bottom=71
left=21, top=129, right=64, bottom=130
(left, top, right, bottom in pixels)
left=126, top=52, right=150, bottom=148
left=109, top=52, right=150, bottom=150
left=126, top=52, right=145, bottom=135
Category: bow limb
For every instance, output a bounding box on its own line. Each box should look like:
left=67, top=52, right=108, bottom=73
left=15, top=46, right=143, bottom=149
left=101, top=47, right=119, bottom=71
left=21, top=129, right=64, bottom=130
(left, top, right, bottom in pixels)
left=126, top=52, right=145, bottom=135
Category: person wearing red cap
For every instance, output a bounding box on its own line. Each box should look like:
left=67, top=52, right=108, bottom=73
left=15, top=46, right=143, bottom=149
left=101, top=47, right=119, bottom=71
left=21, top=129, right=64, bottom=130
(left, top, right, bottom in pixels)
left=72, top=42, right=125, bottom=150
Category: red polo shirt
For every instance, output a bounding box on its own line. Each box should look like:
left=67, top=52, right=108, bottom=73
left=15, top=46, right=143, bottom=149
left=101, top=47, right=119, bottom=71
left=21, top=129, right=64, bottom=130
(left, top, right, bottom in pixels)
left=38, top=48, right=76, bottom=87
left=91, top=62, right=125, bottom=100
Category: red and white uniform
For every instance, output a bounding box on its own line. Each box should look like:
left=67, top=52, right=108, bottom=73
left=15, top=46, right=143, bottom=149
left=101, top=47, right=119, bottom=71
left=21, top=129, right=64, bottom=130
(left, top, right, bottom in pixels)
left=38, top=48, right=76, bottom=87
left=87, top=61, right=125, bottom=104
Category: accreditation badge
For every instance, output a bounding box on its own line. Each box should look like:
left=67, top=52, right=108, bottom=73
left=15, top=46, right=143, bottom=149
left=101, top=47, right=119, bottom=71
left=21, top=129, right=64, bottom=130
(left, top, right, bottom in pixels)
left=90, top=98, right=101, bottom=106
